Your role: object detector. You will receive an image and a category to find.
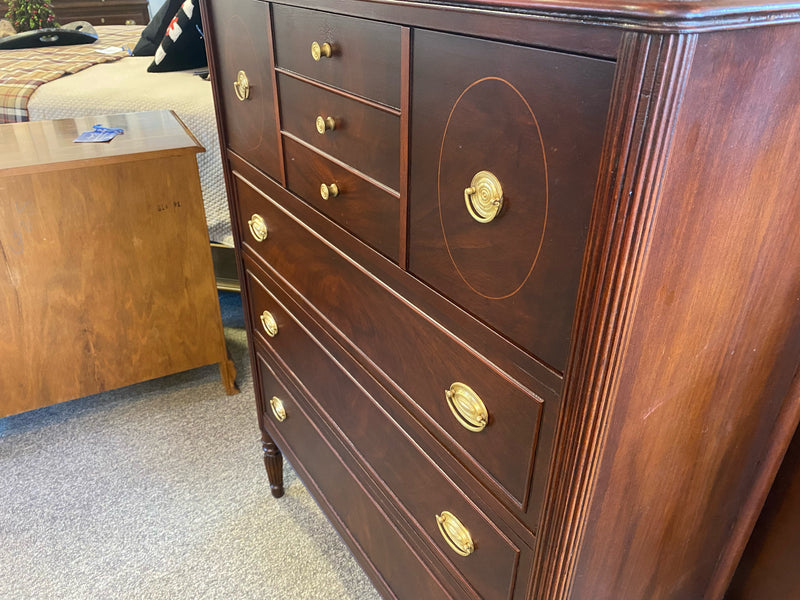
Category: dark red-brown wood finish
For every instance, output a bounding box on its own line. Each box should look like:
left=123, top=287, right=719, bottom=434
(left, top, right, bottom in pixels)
left=201, top=0, right=800, bottom=598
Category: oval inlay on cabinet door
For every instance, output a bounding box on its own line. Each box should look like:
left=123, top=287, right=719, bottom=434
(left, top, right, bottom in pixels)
left=438, top=76, right=548, bottom=300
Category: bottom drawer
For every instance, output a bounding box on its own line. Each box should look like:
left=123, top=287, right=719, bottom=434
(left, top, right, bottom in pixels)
left=255, top=351, right=456, bottom=600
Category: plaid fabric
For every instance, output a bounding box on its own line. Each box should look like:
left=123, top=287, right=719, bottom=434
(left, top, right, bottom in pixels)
left=0, top=25, right=144, bottom=124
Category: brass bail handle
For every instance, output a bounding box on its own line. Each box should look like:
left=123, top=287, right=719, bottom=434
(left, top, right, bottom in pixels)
left=445, top=382, right=488, bottom=432
left=248, top=213, right=268, bottom=242
left=260, top=310, right=278, bottom=337
left=464, top=170, right=503, bottom=223
left=436, top=511, right=475, bottom=557
left=233, top=70, right=250, bottom=101
left=269, top=396, right=287, bottom=422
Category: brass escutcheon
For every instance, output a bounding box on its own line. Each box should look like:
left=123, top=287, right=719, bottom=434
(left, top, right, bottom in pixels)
left=320, top=183, right=339, bottom=200
left=315, top=115, right=336, bottom=134
left=445, top=382, right=488, bottom=432
left=248, top=213, right=268, bottom=242
left=311, top=41, right=332, bottom=61
left=464, top=170, right=503, bottom=223
left=269, top=396, right=287, bottom=422
left=233, top=70, right=250, bottom=101
left=260, top=310, right=278, bottom=337
left=436, top=511, right=474, bottom=557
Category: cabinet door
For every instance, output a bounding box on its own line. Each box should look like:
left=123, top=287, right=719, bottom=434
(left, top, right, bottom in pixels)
left=408, top=30, right=615, bottom=372
left=204, top=0, right=281, bottom=180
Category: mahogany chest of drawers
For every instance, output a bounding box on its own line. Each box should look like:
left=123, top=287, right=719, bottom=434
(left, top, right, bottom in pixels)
left=201, top=1, right=800, bottom=598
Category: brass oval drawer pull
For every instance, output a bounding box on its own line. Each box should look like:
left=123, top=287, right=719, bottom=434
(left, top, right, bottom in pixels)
left=269, top=396, right=287, bottom=422
left=248, top=213, right=268, bottom=242
left=436, top=511, right=474, bottom=557
left=445, top=382, right=488, bottom=432
left=464, top=170, right=503, bottom=223
left=315, top=115, right=336, bottom=134
left=233, top=70, right=250, bottom=101
left=260, top=310, right=278, bottom=337
left=320, top=183, right=339, bottom=200
left=311, top=41, right=332, bottom=61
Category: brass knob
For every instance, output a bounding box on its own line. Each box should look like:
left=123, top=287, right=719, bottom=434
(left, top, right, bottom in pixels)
left=269, top=396, right=287, bottom=422
left=436, top=511, right=474, bottom=557
left=311, top=41, right=332, bottom=61
left=260, top=310, right=278, bottom=337
left=320, top=183, right=339, bottom=200
left=464, top=170, right=503, bottom=223
left=315, top=115, right=335, bottom=134
left=248, top=213, right=268, bottom=242
left=234, top=70, right=250, bottom=101
left=445, top=382, right=488, bottom=432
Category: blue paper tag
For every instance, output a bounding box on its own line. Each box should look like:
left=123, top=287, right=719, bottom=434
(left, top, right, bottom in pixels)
left=74, top=124, right=125, bottom=143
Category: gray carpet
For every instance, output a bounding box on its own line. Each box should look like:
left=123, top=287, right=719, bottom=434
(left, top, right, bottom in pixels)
left=0, top=292, right=381, bottom=600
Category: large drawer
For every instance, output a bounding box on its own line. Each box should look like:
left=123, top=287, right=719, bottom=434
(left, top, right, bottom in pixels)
left=408, top=29, right=616, bottom=372
left=283, top=135, right=400, bottom=262
left=204, top=0, right=282, bottom=181
left=272, top=3, right=402, bottom=109
left=277, top=73, right=401, bottom=191
left=234, top=173, right=548, bottom=511
left=254, top=351, right=457, bottom=600
left=248, top=263, right=531, bottom=600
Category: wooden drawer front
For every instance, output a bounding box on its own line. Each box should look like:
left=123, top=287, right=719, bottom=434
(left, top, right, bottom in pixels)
left=247, top=266, right=527, bottom=600
left=408, top=30, right=615, bottom=372
left=272, top=4, right=401, bottom=108
left=278, top=73, right=400, bottom=191
left=234, top=175, right=546, bottom=511
left=254, top=352, right=456, bottom=600
left=204, top=0, right=281, bottom=181
left=283, top=135, right=400, bottom=262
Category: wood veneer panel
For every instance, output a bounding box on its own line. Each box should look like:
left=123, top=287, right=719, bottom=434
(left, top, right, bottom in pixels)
left=563, top=24, right=800, bottom=600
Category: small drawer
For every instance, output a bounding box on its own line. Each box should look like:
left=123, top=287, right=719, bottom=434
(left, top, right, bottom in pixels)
left=248, top=267, right=531, bottom=600
left=272, top=4, right=402, bottom=108
left=278, top=73, right=400, bottom=191
left=234, top=175, right=549, bottom=512
left=283, top=135, right=400, bottom=262
left=254, top=352, right=458, bottom=600
left=204, top=0, right=281, bottom=180
left=408, top=30, right=616, bottom=372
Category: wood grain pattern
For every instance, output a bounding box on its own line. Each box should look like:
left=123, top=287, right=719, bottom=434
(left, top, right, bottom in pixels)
left=201, top=0, right=282, bottom=182
left=254, top=348, right=463, bottom=600
left=408, top=29, right=615, bottom=372
left=271, top=3, right=402, bottom=108
left=0, top=112, right=235, bottom=416
left=558, top=24, right=800, bottom=599
left=282, top=135, right=400, bottom=262
left=235, top=175, right=549, bottom=514
left=277, top=73, right=401, bottom=191
left=246, top=260, right=532, bottom=600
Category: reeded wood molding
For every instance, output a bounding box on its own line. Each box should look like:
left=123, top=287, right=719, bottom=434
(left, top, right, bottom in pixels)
left=530, top=30, right=697, bottom=600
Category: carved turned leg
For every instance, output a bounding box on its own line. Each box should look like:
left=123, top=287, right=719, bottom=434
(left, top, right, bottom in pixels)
left=262, top=433, right=284, bottom=498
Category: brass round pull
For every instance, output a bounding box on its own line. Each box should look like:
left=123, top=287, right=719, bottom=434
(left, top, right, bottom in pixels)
left=464, top=170, right=503, bottom=223
left=269, top=396, right=287, bottom=422
left=260, top=310, right=278, bottom=337
left=248, top=213, right=268, bottom=242
left=320, top=183, right=339, bottom=200
left=315, top=115, right=335, bottom=134
left=311, top=41, right=332, bottom=61
left=436, top=511, right=474, bottom=557
left=233, top=70, right=250, bottom=101
left=445, top=382, right=488, bottom=432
